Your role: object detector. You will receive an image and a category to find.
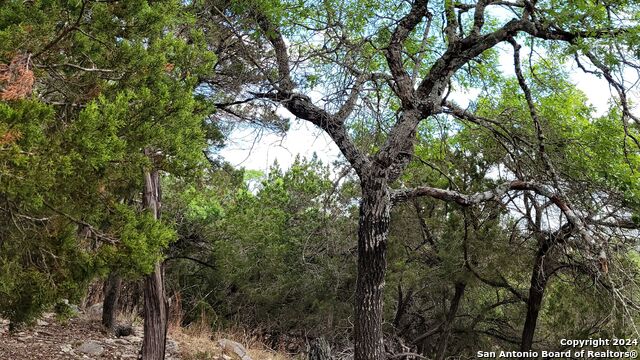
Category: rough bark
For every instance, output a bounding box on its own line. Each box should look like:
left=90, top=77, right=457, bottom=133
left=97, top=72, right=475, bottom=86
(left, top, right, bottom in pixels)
left=520, top=280, right=544, bottom=353
left=307, top=337, right=331, bottom=360
left=354, top=178, right=390, bottom=360
left=520, top=239, right=552, bottom=353
left=101, top=272, right=122, bottom=331
left=141, top=166, right=168, bottom=360
left=142, top=262, right=168, bottom=359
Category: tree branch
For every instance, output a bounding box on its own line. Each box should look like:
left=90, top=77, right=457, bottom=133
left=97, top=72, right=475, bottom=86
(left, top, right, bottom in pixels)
left=444, top=0, right=460, bottom=44
left=43, top=201, right=117, bottom=244
left=33, top=0, right=88, bottom=59
left=164, top=255, right=216, bottom=270
left=384, top=0, right=429, bottom=107
left=253, top=12, right=294, bottom=92
left=334, top=73, right=367, bottom=122
left=250, top=10, right=372, bottom=176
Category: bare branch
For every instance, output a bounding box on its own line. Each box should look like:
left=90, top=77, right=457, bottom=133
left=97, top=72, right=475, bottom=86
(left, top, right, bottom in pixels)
left=249, top=10, right=372, bottom=176
left=33, top=0, right=88, bottom=59
left=509, top=38, right=550, bottom=173
left=334, top=73, right=367, bottom=122
left=253, top=12, right=294, bottom=92
left=391, top=180, right=538, bottom=205
left=471, top=0, right=489, bottom=36
left=582, top=50, right=640, bottom=150
left=41, top=63, right=116, bottom=73
left=444, top=0, right=460, bottom=44
left=411, top=12, right=434, bottom=85
left=43, top=201, right=117, bottom=244
left=384, top=0, right=429, bottom=106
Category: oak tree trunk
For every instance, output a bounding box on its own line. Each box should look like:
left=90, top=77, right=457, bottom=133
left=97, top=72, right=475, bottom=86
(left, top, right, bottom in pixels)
left=141, top=166, right=168, bottom=360
left=354, top=179, right=390, bottom=360
left=102, top=272, right=122, bottom=331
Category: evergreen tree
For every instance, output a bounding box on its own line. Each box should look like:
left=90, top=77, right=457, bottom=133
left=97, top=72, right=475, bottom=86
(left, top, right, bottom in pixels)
left=0, top=0, right=219, bottom=340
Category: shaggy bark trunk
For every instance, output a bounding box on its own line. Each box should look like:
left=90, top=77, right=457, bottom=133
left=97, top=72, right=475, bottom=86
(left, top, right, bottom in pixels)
left=141, top=167, right=168, bottom=360
left=436, top=282, right=466, bottom=360
left=354, top=179, right=390, bottom=360
left=102, top=272, right=122, bottom=330
left=142, top=262, right=168, bottom=359
left=520, top=240, right=551, bottom=353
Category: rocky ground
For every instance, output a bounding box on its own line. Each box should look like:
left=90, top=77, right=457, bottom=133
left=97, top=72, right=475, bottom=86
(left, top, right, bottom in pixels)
left=0, top=312, right=180, bottom=360
left=0, top=305, right=300, bottom=360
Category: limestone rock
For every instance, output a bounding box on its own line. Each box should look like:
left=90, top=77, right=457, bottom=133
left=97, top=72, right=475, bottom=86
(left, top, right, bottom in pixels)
left=17, top=335, right=32, bottom=342
left=76, top=340, right=104, bottom=355
left=167, top=339, right=180, bottom=353
left=218, top=338, right=253, bottom=360
left=86, top=302, right=103, bottom=319
left=114, top=338, right=130, bottom=345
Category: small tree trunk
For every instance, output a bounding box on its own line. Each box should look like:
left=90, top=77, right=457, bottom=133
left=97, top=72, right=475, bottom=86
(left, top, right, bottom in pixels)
left=354, top=179, right=390, bottom=360
left=308, top=337, right=331, bottom=360
left=102, top=272, right=122, bottom=330
left=520, top=283, right=544, bottom=352
left=393, top=284, right=414, bottom=331
left=520, top=239, right=552, bottom=353
left=142, top=262, right=168, bottom=359
left=141, top=165, right=168, bottom=360
left=436, top=282, right=466, bottom=360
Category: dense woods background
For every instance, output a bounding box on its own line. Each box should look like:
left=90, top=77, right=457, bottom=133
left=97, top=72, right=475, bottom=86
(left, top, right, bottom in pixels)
left=1, top=0, right=640, bottom=359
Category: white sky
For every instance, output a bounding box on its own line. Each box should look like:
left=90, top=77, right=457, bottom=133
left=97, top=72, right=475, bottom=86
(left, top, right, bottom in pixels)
left=219, top=119, right=341, bottom=171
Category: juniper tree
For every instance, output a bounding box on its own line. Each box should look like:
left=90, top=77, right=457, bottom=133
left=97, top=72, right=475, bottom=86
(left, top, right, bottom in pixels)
left=0, top=3, right=219, bottom=357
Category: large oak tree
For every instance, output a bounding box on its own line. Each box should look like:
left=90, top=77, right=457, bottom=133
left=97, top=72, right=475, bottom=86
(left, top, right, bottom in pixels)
left=206, top=0, right=640, bottom=358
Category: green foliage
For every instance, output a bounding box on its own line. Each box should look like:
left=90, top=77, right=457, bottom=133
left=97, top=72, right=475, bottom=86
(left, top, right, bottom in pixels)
left=102, top=205, right=177, bottom=276
left=164, top=157, right=358, bottom=337
left=0, top=223, right=95, bottom=327
left=212, top=158, right=355, bottom=330
left=382, top=60, right=640, bottom=355
left=0, top=264, right=54, bottom=329
left=471, top=59, right=640, bottom=201
left=0, top=0, right=219, bottom=326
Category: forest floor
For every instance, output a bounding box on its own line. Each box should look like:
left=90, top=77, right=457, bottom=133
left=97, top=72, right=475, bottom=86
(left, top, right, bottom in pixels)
left=0, top=311, right=180, bottom=360
left=0, top=310, right=292, bottom=360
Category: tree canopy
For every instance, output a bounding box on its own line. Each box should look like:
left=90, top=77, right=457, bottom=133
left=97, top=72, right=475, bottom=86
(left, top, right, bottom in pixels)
left=1, top=0, right=640, bottom=359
